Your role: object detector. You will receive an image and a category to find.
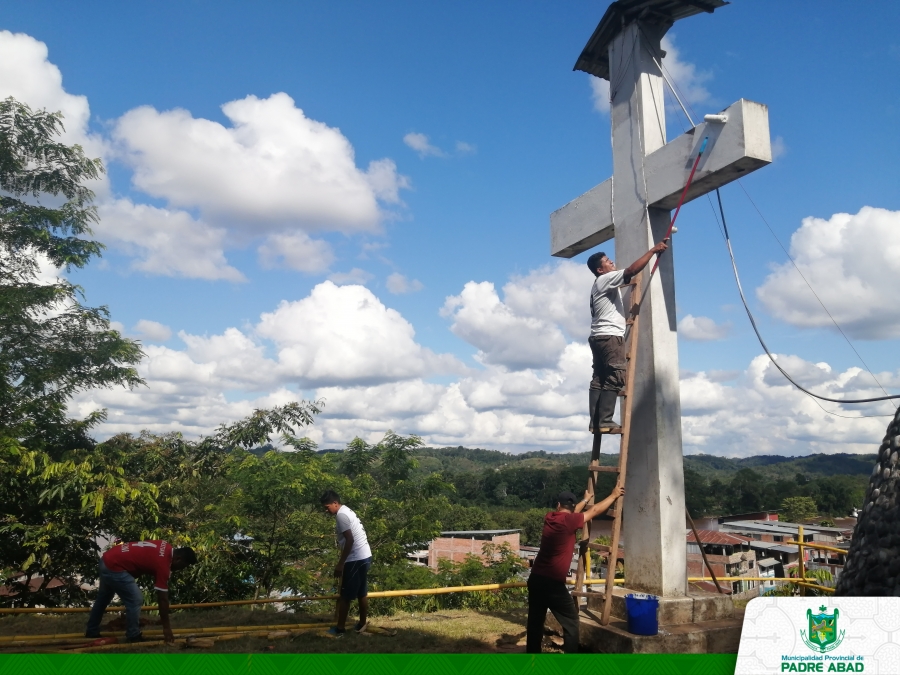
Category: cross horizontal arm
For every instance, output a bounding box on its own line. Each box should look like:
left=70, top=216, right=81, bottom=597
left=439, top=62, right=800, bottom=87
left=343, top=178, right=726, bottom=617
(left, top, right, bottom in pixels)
left=550, top=98, right=771, bottom=258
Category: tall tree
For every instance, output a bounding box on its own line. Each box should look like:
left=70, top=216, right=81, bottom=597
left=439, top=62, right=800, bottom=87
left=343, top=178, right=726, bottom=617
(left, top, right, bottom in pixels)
left=0, top=98, right=146, bottom=606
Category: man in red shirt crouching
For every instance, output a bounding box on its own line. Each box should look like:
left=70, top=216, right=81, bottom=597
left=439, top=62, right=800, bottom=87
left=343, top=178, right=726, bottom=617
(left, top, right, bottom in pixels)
left=526, top=484, right=624, bottom=654
left=85, top=540, right=197, bottom=643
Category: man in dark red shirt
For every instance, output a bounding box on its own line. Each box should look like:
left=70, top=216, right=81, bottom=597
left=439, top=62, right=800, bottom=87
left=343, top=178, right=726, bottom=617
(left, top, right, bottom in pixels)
left=85, top=540, right=197, bottom=643
left=526, top=484, right=625, bottom=653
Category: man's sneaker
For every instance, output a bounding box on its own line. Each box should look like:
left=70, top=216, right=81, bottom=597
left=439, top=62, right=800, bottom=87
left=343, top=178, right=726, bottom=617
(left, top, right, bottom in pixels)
left=325, top=627, right=345, bottom=638
left=354, top=620, right=368, bottom=634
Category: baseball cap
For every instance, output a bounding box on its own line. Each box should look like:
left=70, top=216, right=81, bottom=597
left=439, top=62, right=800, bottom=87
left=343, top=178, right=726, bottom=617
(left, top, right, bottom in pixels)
left=556, top=491, right=578, bottom=508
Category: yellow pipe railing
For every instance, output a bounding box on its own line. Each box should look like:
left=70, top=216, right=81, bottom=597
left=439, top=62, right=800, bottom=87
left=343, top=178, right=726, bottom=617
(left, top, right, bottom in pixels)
left=0, top=577, right=627, bottom=616
left=784, top=540, right=848, bottom=556
left=1, top=525, right=848, bottom=618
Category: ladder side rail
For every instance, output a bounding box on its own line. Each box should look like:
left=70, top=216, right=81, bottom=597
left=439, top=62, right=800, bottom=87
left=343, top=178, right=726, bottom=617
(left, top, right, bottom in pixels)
left=600, top=273, right=642, bottom=626
left=573, top=433, right=602, bottom=603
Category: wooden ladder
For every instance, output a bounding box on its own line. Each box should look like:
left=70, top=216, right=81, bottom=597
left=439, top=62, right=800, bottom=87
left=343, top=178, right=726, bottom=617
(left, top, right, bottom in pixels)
left=572, top=272, right=643, bottom=626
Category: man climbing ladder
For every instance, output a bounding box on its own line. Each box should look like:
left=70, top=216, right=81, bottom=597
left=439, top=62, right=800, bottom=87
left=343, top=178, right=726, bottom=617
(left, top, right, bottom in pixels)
left=587, top=241, right=668, bottom=432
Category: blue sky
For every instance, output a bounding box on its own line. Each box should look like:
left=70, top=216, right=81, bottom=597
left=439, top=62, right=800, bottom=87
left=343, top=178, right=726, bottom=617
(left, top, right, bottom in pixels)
left=2, top=1, right=899, bottom=456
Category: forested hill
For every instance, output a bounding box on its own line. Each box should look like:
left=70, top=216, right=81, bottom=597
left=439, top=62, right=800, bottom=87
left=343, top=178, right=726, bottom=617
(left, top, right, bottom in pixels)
left=402, top=446, right=874, bottom=523
left=411, top=446, right=877, bottom=481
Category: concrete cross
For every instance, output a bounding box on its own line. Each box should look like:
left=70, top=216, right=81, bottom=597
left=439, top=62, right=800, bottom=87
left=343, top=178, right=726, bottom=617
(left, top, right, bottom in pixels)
left=550, top=11, right=771, bottom=597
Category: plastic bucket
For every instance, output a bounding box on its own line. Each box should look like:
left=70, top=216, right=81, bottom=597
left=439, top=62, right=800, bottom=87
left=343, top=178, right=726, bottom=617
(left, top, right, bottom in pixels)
left=625, top=593, right=659, bottom=635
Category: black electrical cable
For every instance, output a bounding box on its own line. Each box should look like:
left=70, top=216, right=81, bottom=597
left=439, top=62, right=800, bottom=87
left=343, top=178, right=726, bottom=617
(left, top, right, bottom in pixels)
left=715, top=189, right=900, bottom=404
left=621, top=34, right=896, bottom=407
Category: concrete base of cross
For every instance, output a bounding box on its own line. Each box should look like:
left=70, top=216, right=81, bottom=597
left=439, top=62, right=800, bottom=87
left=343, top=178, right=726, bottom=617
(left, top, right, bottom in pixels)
left=548, top=586, right=743, bottom=653
left=586, top=584, right=736, bottom=624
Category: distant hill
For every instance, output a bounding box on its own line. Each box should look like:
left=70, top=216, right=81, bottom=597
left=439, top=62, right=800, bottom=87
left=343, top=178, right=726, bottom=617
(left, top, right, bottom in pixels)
left=684, top=453, right=877, bottom=480
left=413, top=446, right=877, bottom=481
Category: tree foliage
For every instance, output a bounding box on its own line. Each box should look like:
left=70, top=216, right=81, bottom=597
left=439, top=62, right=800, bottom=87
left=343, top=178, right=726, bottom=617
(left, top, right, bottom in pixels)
left=780, top=496, right=819, bottom=523
left=0, top=98, right=146, bottom=606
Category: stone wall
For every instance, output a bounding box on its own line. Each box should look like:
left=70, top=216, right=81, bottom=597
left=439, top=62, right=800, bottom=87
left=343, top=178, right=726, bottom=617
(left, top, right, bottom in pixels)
left=834, top=407, right=900, bottom=596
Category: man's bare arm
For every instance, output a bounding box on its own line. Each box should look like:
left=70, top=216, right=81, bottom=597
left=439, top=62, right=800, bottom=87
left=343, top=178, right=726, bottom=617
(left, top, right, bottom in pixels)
left=157, top=590, right=174, bottom=642
left=582, top=485, right=625, bottom=524
left=335, top=530, right=354, bottom=576
left=623, top=241, right=668, bottom=283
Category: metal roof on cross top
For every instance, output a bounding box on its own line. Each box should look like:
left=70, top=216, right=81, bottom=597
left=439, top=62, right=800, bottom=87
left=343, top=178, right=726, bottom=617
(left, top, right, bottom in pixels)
left=574, top=0, right=729, bottom=80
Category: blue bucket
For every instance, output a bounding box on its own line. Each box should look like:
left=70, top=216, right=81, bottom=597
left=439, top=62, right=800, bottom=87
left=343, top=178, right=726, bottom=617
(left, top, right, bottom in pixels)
left=625, top=593, right=659, bottom=635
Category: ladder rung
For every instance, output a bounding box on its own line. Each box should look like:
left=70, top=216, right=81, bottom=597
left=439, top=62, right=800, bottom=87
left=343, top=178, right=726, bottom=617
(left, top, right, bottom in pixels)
left=587, top=542, right=624, bottom=558
left=592, top=427, right=622, bottom=435
left=570, top=591, right=599, bottom=597
left=607, top=507, right=618, bottom=518
left=588, top=464, right=619, bottom=473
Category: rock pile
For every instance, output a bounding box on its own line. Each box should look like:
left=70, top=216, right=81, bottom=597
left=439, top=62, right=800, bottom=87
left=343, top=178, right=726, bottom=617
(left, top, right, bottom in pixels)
left=835, top=406, right=900, bottom=596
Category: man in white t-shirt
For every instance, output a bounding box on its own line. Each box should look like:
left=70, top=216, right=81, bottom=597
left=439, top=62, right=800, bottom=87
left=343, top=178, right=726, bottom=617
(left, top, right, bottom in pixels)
left=586, top=241, right=667, bottom=432
left=321, top=490, right=373, bottom=637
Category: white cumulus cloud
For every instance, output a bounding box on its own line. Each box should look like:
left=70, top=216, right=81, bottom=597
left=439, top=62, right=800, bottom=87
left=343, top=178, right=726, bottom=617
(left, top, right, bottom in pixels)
left=589, top=76, right=610, bottom=114
left=132, top=320, right=172, bottom=342
left=757, top=207, right=900, bottom=339
left=257, top=281, right=461, bottom=387
left=659, top=35, right=712, bottom=109
left=589, top=34, right=711, bottom=116
left=96, top=199, right=244, bottom=281
left=441, top=281, right=569, bottom=370
left=56, top=259, right=895, bottom=457
left=403, top=132, right=444, bottom=158
left=678, top=314, right=731, bottom=341
left=386, top=273, right=423, bottom=294
left=501, top=261, right=594, bottom=341
left=328, top=268, right=374, bottom=285
left=114, top=93, right=407, bottom=233
left=258, top=232, right=334, bottom=274
left=0, top=31, right=108, bottom=196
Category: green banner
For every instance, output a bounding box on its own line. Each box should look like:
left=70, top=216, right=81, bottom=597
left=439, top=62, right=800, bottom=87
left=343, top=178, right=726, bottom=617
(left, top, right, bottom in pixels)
left=0, top=654, right=737, bottom=675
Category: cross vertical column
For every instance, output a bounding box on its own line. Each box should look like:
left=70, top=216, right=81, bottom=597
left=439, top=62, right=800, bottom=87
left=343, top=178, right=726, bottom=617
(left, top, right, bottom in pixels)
left=609, top=22, right=687, bottom=597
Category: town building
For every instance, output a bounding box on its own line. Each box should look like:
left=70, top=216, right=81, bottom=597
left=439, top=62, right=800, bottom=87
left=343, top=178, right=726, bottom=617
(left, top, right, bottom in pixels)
left=686, top=530, right=759, bottom=598
left=426, top=529, right=520, bottom=569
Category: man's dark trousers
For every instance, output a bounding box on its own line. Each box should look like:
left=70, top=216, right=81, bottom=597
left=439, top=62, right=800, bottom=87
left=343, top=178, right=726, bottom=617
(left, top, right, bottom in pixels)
left=526, top=573, right=580, bottom=653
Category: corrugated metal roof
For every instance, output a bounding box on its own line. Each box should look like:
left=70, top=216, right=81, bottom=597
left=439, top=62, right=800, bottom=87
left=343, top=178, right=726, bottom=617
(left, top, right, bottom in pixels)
left=724, top=520, right=844, bottom=535
left=687, top=530, right=750, bottom=546
left=757, top=558, right=780, bottom=568
left=722, top=521, right=803, bottom=536
left=770, top=545, right=800, bottom=555
left=575, top=0, right=729, bottom=80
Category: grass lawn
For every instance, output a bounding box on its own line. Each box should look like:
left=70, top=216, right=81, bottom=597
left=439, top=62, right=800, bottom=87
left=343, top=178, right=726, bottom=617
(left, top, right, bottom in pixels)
left=0, top=606, right=548, bottom=654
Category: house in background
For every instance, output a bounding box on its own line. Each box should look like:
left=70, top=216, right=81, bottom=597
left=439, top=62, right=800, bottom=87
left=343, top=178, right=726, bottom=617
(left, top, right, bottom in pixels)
left=427, top=529, right=520, bottom=569
left=686, top=530, right=759, bottom=599
left=757, top=558, right=781, bottom=595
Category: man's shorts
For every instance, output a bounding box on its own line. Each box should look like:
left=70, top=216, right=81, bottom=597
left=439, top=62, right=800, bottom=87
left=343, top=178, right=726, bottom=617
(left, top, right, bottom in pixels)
left=341, top=557, right=372, bottom=600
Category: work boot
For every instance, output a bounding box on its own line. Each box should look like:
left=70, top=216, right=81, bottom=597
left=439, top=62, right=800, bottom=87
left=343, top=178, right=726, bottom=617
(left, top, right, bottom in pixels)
left=588, top=387, right=602, bottom=433
left=596, top=390, right=621, bottom=432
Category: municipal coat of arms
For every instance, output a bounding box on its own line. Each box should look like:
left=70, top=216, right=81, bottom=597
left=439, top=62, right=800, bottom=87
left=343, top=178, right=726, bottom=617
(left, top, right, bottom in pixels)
left=801, top=605, right=845, bottom=653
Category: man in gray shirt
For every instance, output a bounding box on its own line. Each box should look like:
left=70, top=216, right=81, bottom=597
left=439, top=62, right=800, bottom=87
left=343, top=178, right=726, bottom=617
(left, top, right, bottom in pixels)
left=321, top=490, right=373, bottom=637
left=586, top=241, right=667, bottom=431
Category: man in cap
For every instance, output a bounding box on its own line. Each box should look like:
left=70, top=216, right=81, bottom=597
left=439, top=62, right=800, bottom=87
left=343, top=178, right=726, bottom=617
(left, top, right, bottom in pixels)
left=526, top=484, right=625, bottom=653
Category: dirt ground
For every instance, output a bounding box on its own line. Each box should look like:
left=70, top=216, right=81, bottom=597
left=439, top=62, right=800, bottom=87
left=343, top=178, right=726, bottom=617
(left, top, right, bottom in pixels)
left=0, top=606, right=558, bottom=654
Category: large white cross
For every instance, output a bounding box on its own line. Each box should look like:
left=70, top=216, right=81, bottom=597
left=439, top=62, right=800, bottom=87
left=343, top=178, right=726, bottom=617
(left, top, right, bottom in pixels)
left=550, top=21, right=771, bottom=597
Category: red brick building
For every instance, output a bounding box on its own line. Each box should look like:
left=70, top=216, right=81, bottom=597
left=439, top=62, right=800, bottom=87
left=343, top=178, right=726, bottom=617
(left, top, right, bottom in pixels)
left=427, top=529, right=520, bottom=569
